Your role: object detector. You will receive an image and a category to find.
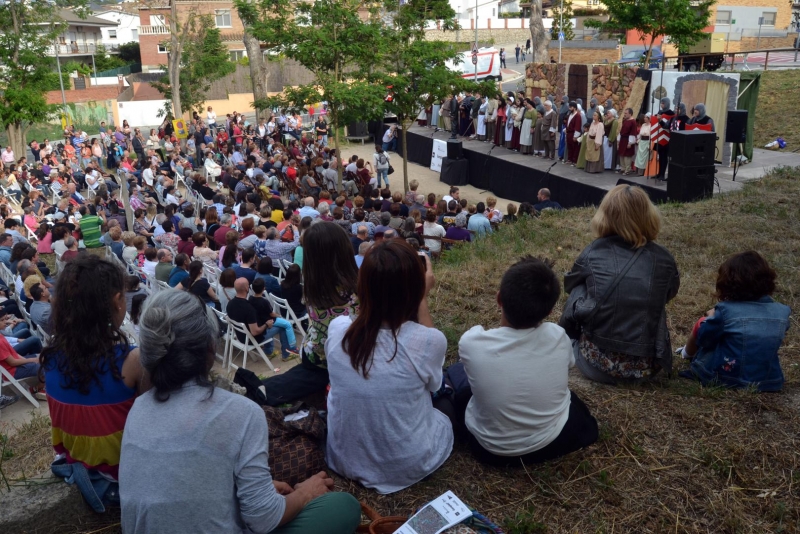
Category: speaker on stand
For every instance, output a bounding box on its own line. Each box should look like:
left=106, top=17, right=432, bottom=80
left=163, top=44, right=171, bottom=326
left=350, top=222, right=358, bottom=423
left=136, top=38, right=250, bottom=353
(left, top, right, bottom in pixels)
left=725, top=109, right=748, bottom=182
left=446, top=139, right=463, bottom=160
left=666, top=130, right=717, bottom=202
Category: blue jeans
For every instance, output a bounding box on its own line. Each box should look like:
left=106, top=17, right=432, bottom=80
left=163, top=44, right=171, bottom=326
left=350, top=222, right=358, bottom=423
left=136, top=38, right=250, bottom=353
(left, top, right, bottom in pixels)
left=13, top=361, right=40, bottom=379
left=273, top=317, right=296, bottom=349
left=261, top=321, right=295, bottom=359
left=14, top=334, right=43, bottom=356
left=382, top=138, right=397, bottom=152
left=375, top=168, right=388, bottom=188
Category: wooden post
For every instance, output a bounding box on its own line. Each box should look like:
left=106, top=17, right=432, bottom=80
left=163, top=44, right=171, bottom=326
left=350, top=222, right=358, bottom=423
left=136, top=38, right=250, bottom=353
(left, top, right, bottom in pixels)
left=700, top=55, right=705, bottom=70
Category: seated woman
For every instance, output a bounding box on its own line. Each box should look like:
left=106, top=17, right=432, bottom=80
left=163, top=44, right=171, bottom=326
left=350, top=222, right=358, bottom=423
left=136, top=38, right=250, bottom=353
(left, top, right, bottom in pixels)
left=559, top=184, right=680, bottom=384
left=680, top=251, right=790, bottom=392
left=325, top=240, right=452, bottom=494
left=451, top=256, right=598, bottom=466
left=176, top=260, right=220, bottom=309
left=120, top=290, right=361, bottom=534
left=42, top=256, right=144, bottom=513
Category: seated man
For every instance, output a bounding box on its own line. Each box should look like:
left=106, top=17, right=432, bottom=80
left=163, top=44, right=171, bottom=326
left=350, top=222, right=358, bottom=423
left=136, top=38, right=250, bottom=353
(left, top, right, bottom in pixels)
left=29, top=283, right=53, bottom=335
left=249, top=278, right=299, bottom=360
left=168, top=253, right=190, bottom=288
left=445, top=256, right=598, bottom=466
left=232, top=248, right=258, bottom=284
left=533, top=187, right=563, bottom=213
left=225, top=278, right=297, bottom=361
left=154, top=249, right=173, bottom=283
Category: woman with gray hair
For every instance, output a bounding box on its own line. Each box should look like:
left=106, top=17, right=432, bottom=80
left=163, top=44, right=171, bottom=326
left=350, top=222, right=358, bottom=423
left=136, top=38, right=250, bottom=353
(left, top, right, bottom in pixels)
left=120, top=290, right=361, bottom=534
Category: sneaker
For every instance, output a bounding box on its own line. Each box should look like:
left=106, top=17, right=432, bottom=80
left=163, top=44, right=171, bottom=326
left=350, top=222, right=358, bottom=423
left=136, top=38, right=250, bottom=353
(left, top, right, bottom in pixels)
left=282, top=349, right=300, bottom=362
left=31, top=387, right=47, bottom=401
left=0, top=394, right=19, bottom=409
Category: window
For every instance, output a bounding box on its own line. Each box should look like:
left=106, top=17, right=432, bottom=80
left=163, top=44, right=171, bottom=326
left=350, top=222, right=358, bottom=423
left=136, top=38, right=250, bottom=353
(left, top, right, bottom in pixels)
left=715, top=10, right=732, bottom=24
left=108, top=29, right=117, bottom=39
left=158, top=43, right=168, bottom=53
left=761, top=12, right=776, bottom=26
left=230, top=50, right=246, bottom=61
left=215, top=9, right=232, bottom=27
left=131, top=29, right=138, bottom=39
left=151, top=15, right=166, bottom=26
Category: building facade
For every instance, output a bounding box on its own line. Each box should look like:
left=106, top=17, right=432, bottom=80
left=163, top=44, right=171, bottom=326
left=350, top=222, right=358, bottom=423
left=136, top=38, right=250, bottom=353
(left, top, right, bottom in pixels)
left=138, top=1, right=247, bottom=71
left=46, top=9, right=119, bottom=64
left=94, top=8, right=141, bottom=50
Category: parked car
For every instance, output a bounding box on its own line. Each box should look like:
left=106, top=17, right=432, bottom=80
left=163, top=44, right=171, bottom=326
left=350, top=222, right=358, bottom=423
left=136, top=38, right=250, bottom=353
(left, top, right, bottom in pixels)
left=617, top=48, right=663, bottom=69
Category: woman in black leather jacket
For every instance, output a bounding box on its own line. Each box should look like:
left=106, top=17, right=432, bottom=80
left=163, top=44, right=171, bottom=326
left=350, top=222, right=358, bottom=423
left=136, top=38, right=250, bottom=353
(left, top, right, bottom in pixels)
left=559, top=184, right=680, bottom=384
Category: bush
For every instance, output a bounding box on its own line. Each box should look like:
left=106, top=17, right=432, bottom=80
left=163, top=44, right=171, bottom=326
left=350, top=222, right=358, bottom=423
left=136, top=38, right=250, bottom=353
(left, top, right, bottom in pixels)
left=574, top=7, right=608, bottom=16
left=499, top=12, right=522, bottom=18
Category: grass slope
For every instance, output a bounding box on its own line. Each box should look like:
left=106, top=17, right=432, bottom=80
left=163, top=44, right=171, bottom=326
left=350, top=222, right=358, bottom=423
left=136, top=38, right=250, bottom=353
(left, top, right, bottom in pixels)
left=753, top=70, right=800, bottom=150
left=341, top=167, right=800, bottom=533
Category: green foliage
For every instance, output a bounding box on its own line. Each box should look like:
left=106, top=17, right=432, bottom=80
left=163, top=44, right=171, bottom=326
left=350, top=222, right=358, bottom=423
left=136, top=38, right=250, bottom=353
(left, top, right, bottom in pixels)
left=63, top=60, right=91, bottom=77
left=93, top=44, right=127, bottom=72
left=549, top=0, right=576, bottom=41
left=237, top=55, right=250, bottom=67
left=586, top=0, right=713, bottom=62
left=573, top=7, right=607, bottom=16
left=498, top=12, right=522, bottom=19
left=0, top=0, right=89, bottom=154
left=152, top=15, right=236, bottom=116
left=117, top=42, right=141, bottom=64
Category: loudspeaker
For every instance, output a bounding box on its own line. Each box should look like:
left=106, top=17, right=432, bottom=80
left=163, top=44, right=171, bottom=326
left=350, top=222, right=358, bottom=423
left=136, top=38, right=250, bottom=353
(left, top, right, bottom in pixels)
left=725, top=110, right=748, bottom=144
left=669, top=130, right=716, bottom=166
left=446, top=139, right=463, bottom=160
left=667, top=162, right=715, bottom=202
left=347, top=122, right=368, bottom=137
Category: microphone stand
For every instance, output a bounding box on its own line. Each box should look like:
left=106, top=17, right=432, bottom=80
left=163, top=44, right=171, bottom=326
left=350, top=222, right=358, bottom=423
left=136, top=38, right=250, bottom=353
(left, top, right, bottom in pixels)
left=478, top=143, right=498, bottom=194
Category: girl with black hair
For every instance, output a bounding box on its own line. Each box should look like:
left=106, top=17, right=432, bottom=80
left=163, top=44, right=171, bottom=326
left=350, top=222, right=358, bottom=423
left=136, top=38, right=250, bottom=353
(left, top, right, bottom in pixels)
left=41, top=255, right=144, bottom=512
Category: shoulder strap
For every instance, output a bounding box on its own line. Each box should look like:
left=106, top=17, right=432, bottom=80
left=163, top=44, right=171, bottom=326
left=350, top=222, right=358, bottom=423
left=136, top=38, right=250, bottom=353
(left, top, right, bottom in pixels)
left=585, top=247, right=644, bottom=323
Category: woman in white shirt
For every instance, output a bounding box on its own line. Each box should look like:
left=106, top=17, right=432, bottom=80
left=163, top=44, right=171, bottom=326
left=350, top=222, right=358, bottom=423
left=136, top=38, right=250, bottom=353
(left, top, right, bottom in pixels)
left=422, top=209, right=446, bottom=258
left=325, top=240, right=453, bottom=494
left=206, top=106, right=217, bottom=133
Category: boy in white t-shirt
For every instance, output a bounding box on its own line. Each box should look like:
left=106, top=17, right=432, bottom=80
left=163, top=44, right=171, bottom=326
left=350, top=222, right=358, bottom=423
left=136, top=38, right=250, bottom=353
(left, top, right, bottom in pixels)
left=453, top=256, right=598, bottom=466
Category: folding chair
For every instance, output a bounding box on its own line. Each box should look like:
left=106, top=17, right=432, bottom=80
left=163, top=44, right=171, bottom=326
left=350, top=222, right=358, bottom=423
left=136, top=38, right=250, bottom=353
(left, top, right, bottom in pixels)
left=268, top=294, right=309, bottom=339
left=0, top=366, right=40, bottom=408
left=33, top=323, right=52, bottom=347
left=211, top=307, right=231, bottom=367
left=224, top=317, right=277, bottom=373
left=154, top=280, right=171, bottom=293
left=276, top=259, right=291, bottom=283
left=0, top=263, right=13, bottom=286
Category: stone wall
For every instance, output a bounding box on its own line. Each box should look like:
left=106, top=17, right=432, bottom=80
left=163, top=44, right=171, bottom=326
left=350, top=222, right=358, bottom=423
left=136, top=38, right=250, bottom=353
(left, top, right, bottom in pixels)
left=591, top=65, right=638, bottom=113
left=546, top=45, right=621, bottom=64
left=726, top=34, right=798, bottom=52
left=525, top=63, right=564, bottom=100
left=424, top=28, right=531, bottom=43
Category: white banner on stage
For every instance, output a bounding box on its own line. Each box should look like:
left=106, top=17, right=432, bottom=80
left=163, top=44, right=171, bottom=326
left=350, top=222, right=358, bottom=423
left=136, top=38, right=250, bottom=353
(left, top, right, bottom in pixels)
left=431, top=139, right=447, bottom=172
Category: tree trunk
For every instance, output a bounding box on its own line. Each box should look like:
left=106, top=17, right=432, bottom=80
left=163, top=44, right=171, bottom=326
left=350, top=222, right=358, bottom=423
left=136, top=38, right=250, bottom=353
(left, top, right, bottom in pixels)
left=243, top=30, right=269, bottom=121
left=529, top=0, right=550, bottom=63
left=334, top=118, right=343, bottom=191
left=169, top=0, right=183, bottom=119
left=401, top=118, right=411, bottom=193
left=6, top=123, right=26, bottom=162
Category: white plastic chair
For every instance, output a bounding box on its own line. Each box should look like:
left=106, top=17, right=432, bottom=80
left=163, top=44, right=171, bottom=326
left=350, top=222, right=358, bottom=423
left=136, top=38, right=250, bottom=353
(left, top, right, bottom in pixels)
left=0, top=366, right=40, bottom=408
left=269, top=294, right=309, bottom=339
left=224, top=317, right=277, bottom=373
left=211, top=307, right=231, bottom=367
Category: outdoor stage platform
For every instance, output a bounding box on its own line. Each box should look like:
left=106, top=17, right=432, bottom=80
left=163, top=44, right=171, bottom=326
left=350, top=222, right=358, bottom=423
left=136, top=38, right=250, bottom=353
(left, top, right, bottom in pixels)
left=403, top=125, right=800, bottom=208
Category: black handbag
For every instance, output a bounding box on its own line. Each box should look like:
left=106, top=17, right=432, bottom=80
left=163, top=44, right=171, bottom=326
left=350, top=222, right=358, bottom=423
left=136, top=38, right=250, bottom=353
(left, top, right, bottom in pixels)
left=387, top=165, right=395, bottom=175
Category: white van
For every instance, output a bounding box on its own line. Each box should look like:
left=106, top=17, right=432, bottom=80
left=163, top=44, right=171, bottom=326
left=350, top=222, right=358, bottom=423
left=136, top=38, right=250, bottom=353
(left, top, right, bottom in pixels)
left=447, top=47, right=503, bottom=82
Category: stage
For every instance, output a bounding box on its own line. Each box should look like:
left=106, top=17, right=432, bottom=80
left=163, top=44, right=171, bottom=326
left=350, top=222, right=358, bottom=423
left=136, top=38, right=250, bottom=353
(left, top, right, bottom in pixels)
left=402, top=125, right=799, bottom=208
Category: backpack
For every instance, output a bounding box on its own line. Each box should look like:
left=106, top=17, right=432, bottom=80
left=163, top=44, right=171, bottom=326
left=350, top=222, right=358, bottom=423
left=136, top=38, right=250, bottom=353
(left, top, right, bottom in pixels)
left=378, top=153, right=387, bottom=166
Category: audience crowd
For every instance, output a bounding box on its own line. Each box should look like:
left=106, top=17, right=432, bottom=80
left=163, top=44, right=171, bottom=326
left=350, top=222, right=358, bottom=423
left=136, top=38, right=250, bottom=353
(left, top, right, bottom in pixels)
left=0, top=111, right=790, bottom=532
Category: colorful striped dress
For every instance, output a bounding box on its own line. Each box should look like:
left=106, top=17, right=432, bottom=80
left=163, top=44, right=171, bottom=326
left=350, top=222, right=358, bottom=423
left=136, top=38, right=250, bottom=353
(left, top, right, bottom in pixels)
left=44, top=345, right=135, bottom=481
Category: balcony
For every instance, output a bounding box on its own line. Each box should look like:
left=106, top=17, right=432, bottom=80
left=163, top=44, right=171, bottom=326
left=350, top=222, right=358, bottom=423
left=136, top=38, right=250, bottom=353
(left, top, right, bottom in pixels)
left=46, top=42, right=100, bottom=57
left=139, top=25, right=170, bottom=35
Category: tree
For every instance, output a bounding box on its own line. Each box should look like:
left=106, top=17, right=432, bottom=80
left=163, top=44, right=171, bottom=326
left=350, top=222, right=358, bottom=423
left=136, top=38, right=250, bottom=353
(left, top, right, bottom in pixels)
left=94, top=44, right=127, bottom=72
left=549, top=0, right=575, bottom=41
left=118, top=42, right=141, bottom=64
left=152, top=14, right=236, bottom=118
left=240, top=0, right=387, bottom=189
left=586, top=0, right=713, bottom=64
left=528, top=0, right=550, bottom=63
left=0, top=1, right=88, bottom=157
left=379, top=0, right=469, bottom=191
left=234, top=0, right=295, bottom=122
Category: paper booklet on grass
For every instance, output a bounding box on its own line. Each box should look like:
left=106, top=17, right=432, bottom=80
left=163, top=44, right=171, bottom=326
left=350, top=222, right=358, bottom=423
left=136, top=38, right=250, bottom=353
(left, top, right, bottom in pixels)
left=393, top=491, right=471, bottom=534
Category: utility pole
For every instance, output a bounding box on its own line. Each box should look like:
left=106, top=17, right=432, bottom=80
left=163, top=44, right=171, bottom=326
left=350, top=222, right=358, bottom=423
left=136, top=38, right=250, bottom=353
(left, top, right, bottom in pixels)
left=54, top=38, right=69, bottom=127
left=559, top=0, right=563, bottom=63
left=474, top=0, right=478, bottom=81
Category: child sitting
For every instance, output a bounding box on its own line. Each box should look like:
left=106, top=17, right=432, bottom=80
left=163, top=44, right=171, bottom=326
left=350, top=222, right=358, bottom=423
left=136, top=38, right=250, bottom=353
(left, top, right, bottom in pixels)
left=447, top=256, right=598, bottom=466
left=679, top=251, right=790, bottom=392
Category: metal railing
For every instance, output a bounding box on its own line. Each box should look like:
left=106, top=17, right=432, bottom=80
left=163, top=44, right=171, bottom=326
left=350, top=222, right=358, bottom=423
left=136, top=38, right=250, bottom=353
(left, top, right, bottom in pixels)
left=46, top=43, right=100, bottom=56
left=665, top=47, right=799, bottom=72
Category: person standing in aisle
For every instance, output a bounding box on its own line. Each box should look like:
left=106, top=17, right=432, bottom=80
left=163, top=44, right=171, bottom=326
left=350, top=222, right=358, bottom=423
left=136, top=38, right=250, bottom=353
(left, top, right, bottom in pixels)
left=500, top=48, right=507, bottom=68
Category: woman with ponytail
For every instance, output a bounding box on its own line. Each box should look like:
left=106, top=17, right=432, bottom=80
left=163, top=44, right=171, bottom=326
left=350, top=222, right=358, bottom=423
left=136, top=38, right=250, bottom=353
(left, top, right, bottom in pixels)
left=41, top=255, right=144, bottom=512
left=324, top=239, right=453, bottom=494
left=120, top=290, right=361, bottom=533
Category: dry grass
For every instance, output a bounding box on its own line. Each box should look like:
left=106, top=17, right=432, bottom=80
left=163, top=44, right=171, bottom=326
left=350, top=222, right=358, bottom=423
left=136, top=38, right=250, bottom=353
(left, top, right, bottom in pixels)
left=753, top=70, right=800, bottom=151
left=349, top=165, right=800, bottom=533
left=4, top=168, right=800, bottom=533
